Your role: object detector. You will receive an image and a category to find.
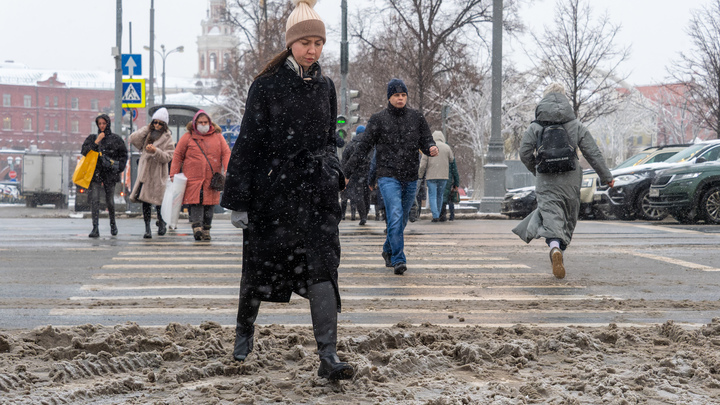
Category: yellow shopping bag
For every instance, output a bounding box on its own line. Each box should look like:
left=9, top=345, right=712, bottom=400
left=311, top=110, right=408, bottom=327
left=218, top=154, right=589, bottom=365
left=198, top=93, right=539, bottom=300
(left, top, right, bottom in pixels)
left=72, top=150, right=99, bottom=189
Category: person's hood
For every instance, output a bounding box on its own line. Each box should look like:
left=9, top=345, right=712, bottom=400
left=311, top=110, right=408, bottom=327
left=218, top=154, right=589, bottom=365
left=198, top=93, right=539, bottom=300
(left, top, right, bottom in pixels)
left=535, top=92, right=575, bottom=123
left=185, top=110, right=220, bottom=136
left=95, top=114, right=112, bottom=134
left=432, top=130, right=445, bottom=143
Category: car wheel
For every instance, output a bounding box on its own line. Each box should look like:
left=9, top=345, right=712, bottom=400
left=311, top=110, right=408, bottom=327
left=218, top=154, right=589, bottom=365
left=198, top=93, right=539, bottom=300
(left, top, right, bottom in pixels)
left=700, top=185, right=720, bottom=224
left=637, top=188, right=668, bottom=221
left=672, top=211, right=698, bottom=224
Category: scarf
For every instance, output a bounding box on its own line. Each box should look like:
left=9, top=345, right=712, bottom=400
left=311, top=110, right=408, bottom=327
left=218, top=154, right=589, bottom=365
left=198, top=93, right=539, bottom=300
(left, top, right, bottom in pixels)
left=285, top=55, right=321, bottom=80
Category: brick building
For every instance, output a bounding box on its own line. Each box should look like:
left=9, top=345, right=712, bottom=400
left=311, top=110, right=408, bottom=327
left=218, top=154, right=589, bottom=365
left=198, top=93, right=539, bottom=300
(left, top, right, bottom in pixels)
left=0, top=63, right=149, bottom=153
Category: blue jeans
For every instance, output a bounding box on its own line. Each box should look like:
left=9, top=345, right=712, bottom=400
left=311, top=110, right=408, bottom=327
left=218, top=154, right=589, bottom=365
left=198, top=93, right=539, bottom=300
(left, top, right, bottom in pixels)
left=377, top=177, right=418, bottom=265
left=426, top=179, right=447, bottom=219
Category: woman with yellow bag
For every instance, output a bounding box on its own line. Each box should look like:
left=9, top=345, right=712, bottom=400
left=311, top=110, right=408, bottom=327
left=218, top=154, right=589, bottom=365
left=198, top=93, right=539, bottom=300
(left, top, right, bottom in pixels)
left=81, top=114, right=128, bottom=238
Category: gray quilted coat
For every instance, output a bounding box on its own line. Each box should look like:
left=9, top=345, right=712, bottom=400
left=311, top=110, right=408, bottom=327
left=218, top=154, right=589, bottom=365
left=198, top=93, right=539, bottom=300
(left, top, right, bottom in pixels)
left=512, top=92, right=612, bottom=248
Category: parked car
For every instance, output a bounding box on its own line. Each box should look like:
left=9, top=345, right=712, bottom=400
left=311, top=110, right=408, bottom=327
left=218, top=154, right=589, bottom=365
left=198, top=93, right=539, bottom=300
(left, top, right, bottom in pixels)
left=648, top=161, right=720, bottom=224
left=501, top=186, right=537, bottom=218
left=595, top=140, right=720, bottom=221
left=579, top=144, right=690, bottom=219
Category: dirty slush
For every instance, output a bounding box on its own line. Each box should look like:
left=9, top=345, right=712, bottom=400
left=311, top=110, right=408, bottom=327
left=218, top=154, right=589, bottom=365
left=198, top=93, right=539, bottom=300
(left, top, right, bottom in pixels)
left=2, top=319, right=720, bottom=404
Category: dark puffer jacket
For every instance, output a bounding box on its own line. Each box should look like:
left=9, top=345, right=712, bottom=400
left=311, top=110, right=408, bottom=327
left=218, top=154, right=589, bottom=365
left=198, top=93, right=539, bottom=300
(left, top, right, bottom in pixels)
left=80, top=114, right=128, bottom=184
left=344, top=103, right=435, bottom=182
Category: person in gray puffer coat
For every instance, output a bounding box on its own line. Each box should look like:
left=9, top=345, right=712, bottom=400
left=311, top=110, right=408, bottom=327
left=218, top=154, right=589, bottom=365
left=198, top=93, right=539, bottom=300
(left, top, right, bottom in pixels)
left=512, top=83, right=614, bottom=279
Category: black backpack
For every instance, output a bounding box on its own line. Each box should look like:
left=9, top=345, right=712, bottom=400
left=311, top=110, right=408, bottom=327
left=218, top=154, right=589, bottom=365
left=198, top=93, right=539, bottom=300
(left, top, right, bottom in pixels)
left=534, top=120, right=577, bottom=173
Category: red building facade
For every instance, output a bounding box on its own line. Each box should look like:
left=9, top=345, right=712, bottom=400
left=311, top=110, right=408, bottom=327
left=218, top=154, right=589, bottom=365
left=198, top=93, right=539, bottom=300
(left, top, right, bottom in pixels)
left=0, top=72, right=147, bottom=153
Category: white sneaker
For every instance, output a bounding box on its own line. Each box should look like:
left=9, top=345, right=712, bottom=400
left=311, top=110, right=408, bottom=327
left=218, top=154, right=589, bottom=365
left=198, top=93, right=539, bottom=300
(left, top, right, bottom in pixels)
left=550, top=247, right=565, bottom=279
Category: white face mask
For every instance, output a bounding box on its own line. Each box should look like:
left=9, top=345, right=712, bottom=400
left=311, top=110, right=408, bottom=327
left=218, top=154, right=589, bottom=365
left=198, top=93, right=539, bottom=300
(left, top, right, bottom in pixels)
left=197, top=124, right=210, bottom=134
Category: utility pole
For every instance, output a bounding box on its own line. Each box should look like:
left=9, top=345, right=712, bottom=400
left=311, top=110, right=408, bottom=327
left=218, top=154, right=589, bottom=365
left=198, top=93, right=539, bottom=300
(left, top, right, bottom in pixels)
left=113, top=0, right=123, bottom=136
left=479, top=0, right=507, bottom=213
left=148, top=0, right=155, bottom=116
left=340, top=0, right=348, bottom=117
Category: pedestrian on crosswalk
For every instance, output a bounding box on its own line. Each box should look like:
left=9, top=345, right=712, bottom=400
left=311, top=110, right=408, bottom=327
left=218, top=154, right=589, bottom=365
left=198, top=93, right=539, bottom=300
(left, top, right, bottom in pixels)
left=128, top=108, right=175, bottom=239
left=512, top=83, right=614, bottom=279
left=220, top=0, right=354, bottom=381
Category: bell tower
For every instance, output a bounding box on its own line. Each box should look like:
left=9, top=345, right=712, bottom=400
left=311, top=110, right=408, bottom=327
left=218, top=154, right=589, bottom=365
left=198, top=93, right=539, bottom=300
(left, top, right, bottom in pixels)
left=197, top=0, right=238, bottom=79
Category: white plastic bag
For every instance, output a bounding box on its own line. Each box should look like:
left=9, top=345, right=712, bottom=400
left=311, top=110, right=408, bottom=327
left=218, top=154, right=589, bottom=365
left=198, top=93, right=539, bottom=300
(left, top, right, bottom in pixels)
left=160, top=173, right=187, bottom=229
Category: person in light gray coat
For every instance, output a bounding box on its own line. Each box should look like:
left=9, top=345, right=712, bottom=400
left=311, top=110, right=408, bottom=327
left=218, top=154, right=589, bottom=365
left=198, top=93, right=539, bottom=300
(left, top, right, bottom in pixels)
left=418, top=130, right=454, bottom=221
left=512, top=83, right=614, bottom=279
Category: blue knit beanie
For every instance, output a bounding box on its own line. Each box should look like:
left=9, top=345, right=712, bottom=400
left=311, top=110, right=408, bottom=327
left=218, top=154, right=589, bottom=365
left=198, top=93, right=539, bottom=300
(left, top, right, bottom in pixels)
left=387, top=78, right=408, bottom=99
left=356, top=125, right=366, bottom=134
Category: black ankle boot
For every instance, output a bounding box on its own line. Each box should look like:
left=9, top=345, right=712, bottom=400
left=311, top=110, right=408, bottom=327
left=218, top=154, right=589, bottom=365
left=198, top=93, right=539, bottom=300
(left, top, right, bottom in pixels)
left=110, top=219, right=118, bottom=236
left=309, top=282, right=354, bottom=380
left=156, top=207, right=167, bottom=235
left=143, top=220, right=152, bottom=239
left=88, top=226, right=99, bottom=238
left=233, top=324, right=254, bottom=362
left=233, top=293, right=260, bottom=362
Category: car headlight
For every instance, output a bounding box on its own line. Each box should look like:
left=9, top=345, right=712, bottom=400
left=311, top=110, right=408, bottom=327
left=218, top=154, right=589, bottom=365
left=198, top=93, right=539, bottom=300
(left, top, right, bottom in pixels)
left=512, top=190, right=533, bottom=199
left=613, top=174, right=646, bottom=186
left=671, top=172, right=701, bottom=182
left=581, top=178, right=594, bottom=188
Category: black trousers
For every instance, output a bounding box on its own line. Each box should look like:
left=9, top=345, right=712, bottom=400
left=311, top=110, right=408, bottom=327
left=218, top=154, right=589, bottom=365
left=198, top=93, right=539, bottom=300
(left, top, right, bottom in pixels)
left=89, top=180, right=115, bottom=225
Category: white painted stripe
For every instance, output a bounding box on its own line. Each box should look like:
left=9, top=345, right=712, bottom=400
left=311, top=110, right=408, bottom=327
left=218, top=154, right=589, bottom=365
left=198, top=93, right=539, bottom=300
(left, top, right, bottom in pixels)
left=113, top=257, right=241, bottom=261
left=100, top=263, right=528, bottom=269
left=80, top=284, right=584, bottom=291
left=92, top=272, right=545, bottom=279
left=48, top=307, right=634, bottom=316
left=616, top=249, right=719, bottom=271
left=342, top=242, right=457, bottom=246
left=612, top=222, right=707, bottom=235
left=110, top=256, right=507, bottom=262
left=117, top=251, right=240, bottom=256
left=69, top=294, right=615, bottom=301
left=45, top=322, right=704, bottom=329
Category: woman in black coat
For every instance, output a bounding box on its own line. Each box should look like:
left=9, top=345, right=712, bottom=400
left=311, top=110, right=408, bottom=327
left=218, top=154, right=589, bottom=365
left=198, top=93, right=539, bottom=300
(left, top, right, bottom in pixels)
left=221, top=0, right=353, bottom=381
left=81, top=114, right=128, bottom=237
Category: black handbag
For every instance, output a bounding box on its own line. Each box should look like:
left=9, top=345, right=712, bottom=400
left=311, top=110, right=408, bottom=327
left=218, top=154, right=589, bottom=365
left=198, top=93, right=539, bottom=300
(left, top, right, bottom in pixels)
left=193, top=138, right=225, bottom=191
left=100, top=153, right=121, bottom=173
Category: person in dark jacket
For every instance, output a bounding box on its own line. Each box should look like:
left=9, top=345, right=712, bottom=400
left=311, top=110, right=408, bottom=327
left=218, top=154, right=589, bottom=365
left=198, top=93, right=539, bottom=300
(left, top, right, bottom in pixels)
left=344, top=78, right=438, bottom=275
left=341, top=125, right=371, bottom=225
left=220, top=0, right=353, bottom=381
left=440, top=159, right=460, bottom=221
left=81, top=114, right=128, bottom=238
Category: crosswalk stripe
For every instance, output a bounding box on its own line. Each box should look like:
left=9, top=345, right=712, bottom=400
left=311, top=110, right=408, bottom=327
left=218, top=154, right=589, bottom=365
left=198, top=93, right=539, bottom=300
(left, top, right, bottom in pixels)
left=100, top=263, right=528, bottom=269
left=80, top=284, right=585, bottom=291
left=92, top=272, right=545, bottom=279
left=110, top=256, right=508, bottom=261
left=69, top=294, right=613, bottom=301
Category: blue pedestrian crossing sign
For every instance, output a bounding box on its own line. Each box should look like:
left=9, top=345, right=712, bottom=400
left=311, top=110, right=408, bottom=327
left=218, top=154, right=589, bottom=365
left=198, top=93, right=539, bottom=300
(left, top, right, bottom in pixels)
left=122, top=79, right=146, bottom=108
left=121, top=54, right=142, bottom=76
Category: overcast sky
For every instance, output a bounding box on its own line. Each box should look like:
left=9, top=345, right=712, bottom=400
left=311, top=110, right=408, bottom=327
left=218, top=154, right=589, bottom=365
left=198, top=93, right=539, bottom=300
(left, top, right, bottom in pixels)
left=0, top=0, right=710, bottom=86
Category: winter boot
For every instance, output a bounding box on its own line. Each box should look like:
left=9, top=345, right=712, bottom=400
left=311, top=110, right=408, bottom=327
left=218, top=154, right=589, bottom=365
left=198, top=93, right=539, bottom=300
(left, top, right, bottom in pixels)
left=109, top=205, right=118, bottom=236
left=192, top=223, right=203, bottom=241
left=156, top=206, right=167, bottom=236
left=143, top=220, right=152, bottom=239
left=202, top=225, right=211, bottom=241
left=89, top=212, right=99, bottom=238
left=233, top=292, right=260, bottom=362
left=308, top=281, right=354, bottom=381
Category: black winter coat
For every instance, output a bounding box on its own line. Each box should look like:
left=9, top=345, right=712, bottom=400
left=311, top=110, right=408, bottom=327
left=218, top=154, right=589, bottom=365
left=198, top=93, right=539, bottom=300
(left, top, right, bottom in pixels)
left=80, top=114, right=128, bottom=185
left=221, top=63, right=345, bottom=309
left=341, top=133, right=372, bottom=185
left=345, top=103, right=435, bottom=182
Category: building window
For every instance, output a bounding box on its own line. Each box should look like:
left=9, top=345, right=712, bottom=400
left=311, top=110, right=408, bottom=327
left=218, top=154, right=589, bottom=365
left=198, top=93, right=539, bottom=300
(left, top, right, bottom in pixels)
left=91, top=121, right=98, bottom=134
left=23, top=118, right=32, bottom=131
left=53, top=96, right=58, bottom=107
left=2, top=117, right=10, bottom=130
left=91, top=99, right=99, bottom=111
left=45, top=96, right=50, bottom=107
left=71, top=120, right=79, bottom=133
left=2, top=94, right=10, bottom=107
left=53, top=120, right=58, bottom=131
left=71, top=98, right=79, bottom=110
left=24, top=95, right=32, bottom=107
left=210, top=53, right=217, bottom=72
left=44, top=120, right=49, bottom=131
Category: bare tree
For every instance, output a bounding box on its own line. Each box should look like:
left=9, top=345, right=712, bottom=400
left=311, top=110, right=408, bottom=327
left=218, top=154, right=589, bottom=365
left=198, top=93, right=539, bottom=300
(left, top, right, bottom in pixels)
left=530, top=0, right=630, bottom=124
left=444, top=67, right=537, bottom=198
left=350, top=0, right=521, bottom=125
left=671, top=0, right=720, bottom=138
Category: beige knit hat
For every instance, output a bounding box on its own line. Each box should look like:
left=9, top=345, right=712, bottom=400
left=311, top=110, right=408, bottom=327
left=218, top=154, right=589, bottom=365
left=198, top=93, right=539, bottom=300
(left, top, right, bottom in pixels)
left=285, top=0, right=326, bottom=47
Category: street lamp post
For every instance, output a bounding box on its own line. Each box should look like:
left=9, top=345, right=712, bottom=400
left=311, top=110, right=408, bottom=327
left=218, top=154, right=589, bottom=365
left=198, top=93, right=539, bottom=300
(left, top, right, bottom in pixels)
left=143, top=44, right=183, bottom=105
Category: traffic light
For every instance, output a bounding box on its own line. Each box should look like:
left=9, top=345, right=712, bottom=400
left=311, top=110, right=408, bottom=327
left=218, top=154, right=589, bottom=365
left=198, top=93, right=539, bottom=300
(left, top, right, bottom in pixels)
left=336, top=115, right=348, bottom=140
left=347, top=89, right=361, bottom=126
